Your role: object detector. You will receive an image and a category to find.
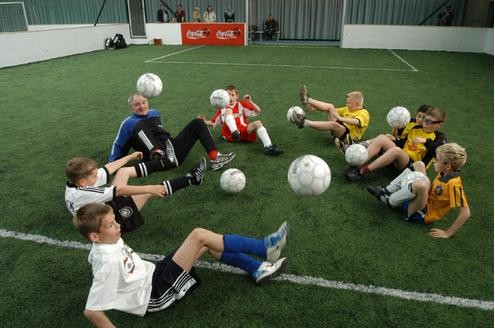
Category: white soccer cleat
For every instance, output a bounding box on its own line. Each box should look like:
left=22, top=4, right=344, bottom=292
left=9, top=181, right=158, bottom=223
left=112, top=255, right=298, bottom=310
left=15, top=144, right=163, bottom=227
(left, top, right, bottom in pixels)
left=254, top=257, right=287, bottom=285
left=211, top=152, right=235, bottom=171
left=265, top=221, right=289, bottom=263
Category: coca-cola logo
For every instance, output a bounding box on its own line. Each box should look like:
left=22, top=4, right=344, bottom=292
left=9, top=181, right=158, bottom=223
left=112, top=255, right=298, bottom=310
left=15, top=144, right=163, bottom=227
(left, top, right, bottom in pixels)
left=186, top=28, right=210, bottom=39
left=216, top=29, right=241, bottom=40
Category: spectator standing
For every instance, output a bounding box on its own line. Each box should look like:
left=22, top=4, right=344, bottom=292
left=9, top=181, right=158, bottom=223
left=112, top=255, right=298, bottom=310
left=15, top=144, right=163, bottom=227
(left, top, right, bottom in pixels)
left=224, top=4, right=235, bottom=22
left=157, top=4, right=169, bottom=23
left=203, top=5, right=217, bottom=22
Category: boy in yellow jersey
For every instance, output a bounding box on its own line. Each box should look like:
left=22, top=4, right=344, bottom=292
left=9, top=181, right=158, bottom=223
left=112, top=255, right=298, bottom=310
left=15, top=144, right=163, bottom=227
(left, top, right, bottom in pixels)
left=361, top=104, right=431, bottom=147
left=293, top=85, right=370, bottom=154
left=367, top=143, right=470, bottom=238
left=346, top=107, right=446, bottom=181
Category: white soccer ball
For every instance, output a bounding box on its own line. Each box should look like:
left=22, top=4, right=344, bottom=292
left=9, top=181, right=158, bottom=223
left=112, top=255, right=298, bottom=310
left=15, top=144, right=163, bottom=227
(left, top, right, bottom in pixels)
left=210, top=89, right=230, bottom=109
left=401, top=171, right=429, bottom=189
left=387, top=106, right=411, bottom=129
left=287, top=106, right=305, bottom=123
left=220, top=168, right=246, bottom=194
left=345, top=144, right=368, bottom=166
left=288, top=155, right=331, bottom=196
left=136, top=73, right=163, bottom=98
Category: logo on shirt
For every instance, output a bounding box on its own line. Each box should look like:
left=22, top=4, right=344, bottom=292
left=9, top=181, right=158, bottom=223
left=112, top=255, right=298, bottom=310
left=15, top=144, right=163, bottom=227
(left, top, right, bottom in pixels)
left=122, top=245, right=136, bottom=273
left=434, top=185, right=443, bottom=196
left=119, top=206, right=133, bottom=218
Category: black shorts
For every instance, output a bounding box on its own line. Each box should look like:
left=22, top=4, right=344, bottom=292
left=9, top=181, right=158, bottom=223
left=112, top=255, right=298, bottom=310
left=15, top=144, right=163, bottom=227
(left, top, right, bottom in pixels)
left=107, top=196, right=144, bottom=233
left=147, top=251, right=201, bottom=312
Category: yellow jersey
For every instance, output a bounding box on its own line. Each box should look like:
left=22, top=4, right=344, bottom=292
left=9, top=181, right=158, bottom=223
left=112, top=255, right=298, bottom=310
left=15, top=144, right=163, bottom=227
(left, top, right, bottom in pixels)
left=425, top=172, right=468, bottom=224
left=401, top=126, right=446, bottom=167
left=337, top=106, right=370, bottom=141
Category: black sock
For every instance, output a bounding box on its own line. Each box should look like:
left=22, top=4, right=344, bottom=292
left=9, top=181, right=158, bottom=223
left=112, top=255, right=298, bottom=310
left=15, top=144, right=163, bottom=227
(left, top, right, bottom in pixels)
left=134, top=159, right=176, bottom=177
left=163, top=176, right=191, bottom=195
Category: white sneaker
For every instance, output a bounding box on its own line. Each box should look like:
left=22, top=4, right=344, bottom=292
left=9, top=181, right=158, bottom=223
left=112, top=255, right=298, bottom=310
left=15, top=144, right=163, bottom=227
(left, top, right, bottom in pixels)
left=165, top=139, right=178, bottom=167
left=253, top=258, right=287, bottom=285
left=265, top=221, right=289, bottom=263
left=211, top=152, right=235, bottom=171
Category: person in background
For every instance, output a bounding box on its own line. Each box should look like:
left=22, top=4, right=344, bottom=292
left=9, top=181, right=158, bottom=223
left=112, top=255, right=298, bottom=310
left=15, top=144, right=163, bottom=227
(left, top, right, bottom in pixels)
left=264, top=15, right=278, bottom=40
left=157, top=3, right=169, bottom=23
left=437, top=6, right=454, bottom=26
left=192, top=6, right=202, bottom=22
left=224, top=4, right=235, bottom=22
left=203, top=5, right=217, bottom=22
left=174, top=4, right=186, bottom=22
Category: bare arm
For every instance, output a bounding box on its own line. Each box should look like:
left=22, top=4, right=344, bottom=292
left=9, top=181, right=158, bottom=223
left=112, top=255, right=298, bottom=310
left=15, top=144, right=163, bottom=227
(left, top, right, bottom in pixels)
left=197, top=113, right=214, bottom=126
left=84, top=309, right=116, bottom=328
left=243, top=95, right=262, bottom=114
left=428, top=206, right=471, bottom=238
left=104, top=152, right=143, bottom=175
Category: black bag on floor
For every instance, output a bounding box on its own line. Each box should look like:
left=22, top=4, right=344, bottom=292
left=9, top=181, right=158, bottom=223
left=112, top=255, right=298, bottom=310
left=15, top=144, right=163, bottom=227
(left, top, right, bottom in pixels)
left=112, top=34, right=127, bottom=49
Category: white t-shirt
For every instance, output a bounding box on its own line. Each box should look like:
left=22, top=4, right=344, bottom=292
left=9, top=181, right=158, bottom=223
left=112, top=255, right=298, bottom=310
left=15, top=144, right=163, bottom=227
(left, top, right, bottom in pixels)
left=65, top=167, right=115, bottom=216
left=85, top=238, right=155, bottom=316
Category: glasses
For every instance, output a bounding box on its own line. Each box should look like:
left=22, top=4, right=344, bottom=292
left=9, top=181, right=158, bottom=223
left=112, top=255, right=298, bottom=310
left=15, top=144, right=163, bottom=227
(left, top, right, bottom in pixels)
left=423, top=118, right=443, bottom=125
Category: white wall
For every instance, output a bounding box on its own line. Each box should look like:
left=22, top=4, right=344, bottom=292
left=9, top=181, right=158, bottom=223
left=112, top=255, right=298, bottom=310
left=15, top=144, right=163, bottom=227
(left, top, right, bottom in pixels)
left=341, top=25, right=494, bottom=55
left=140, top=23, right=182, bottom=45
left=0, top=24, right=130, bottom=68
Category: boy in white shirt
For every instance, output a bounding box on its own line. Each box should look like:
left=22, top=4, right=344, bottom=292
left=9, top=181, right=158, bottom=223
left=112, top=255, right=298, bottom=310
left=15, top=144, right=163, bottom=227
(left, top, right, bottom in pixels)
left=74, top=203, right=289, bottom=327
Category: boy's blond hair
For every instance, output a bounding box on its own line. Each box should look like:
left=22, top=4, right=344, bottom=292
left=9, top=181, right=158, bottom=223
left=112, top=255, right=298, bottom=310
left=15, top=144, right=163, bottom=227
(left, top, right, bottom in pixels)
left=66, top=157, right=98, bottom=184
left=73, top=203, right=113, bottom=240
left=346, top=91, right=364, bottom=108
left=436, top=143, right=467, bottom=170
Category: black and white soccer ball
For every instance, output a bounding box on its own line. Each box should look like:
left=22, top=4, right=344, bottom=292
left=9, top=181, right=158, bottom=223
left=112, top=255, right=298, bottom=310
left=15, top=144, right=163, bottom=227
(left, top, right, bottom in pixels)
left=210, top=89, right=230, bottom=109
left=288, top=155, right=331, bottom=196
left=386, top=106, right=411, bottom=129
left=136, top=73, right=163, bottom=98
left=220, top=168, right=246, bottom=193
left=287, top=105, right=305, bottom=123
left=345, top=144, right=368, bottom=166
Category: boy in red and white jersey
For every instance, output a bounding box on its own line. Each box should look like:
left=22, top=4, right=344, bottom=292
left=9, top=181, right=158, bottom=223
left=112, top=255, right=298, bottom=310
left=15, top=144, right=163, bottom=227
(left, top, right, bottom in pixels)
left=199, top=85, right=283, bottom=156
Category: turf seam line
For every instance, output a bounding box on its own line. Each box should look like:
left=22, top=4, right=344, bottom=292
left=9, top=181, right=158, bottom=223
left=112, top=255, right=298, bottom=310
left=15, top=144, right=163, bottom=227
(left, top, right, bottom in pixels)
left=1, top=228, right=492, bottom=311
left=147, top=60, right=415, bottom=72
left=388, top=49, right=419, bottom=72
left=144, top=45, right=205, bottom=63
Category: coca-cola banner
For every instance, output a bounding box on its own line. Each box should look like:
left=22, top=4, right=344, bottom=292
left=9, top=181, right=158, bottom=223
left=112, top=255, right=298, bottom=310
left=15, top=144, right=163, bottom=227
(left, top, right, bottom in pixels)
left=181, top=23, right=246, bottom=46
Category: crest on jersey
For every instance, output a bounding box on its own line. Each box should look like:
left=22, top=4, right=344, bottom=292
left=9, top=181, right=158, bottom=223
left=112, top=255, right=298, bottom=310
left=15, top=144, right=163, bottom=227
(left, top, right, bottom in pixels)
left=434, top=185, right=443, bottom=196
left=119, top=206, right=133, bottom=218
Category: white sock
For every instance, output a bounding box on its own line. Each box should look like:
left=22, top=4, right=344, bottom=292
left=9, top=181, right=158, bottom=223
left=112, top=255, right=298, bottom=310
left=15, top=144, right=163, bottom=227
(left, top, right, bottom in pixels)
left=388, top=184, right=415, bottom=207
left=256, top=126, right=272, bottom=147
left=303, top=119, right=311, bottom=128
left=385, top=168, right=411, bottom=194
left=225, top=115, right=238, bottom=133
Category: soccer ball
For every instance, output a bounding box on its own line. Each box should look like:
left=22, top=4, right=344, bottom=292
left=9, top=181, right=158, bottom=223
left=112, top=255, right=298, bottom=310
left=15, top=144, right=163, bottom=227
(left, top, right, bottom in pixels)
left=345, top=144, right=368, bottom=166
left=287, top=106, right=305, bottom=124
left=210, top=89, right=230, bottom=109
left=288, top=155, right=331, bottom=196
left=386, top=106, right=411, bottom=129
left=136, top=73, right=163, bottom=98
left=220, top=168, right=246, bottom=193
left=401, top=171, right=429, bottom=189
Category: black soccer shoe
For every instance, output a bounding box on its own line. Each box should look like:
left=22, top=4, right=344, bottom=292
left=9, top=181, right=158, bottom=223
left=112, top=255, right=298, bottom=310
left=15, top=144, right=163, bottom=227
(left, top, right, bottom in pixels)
left=264, top=144, right=284, bottom=156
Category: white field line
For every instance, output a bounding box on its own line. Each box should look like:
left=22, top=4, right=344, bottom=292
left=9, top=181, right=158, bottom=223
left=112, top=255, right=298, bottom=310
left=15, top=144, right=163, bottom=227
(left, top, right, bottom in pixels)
left=147, top=60, right=415, bottom=72
left=1, top=228, right=492, bottom=311
left=144, top=45, right=205, bottom=63
left=388, top=49, right=419, bottom=72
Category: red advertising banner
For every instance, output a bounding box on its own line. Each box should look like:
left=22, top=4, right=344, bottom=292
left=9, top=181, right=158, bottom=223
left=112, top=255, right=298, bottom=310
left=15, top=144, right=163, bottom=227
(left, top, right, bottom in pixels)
left=181, top=23, right=246, bottom=46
